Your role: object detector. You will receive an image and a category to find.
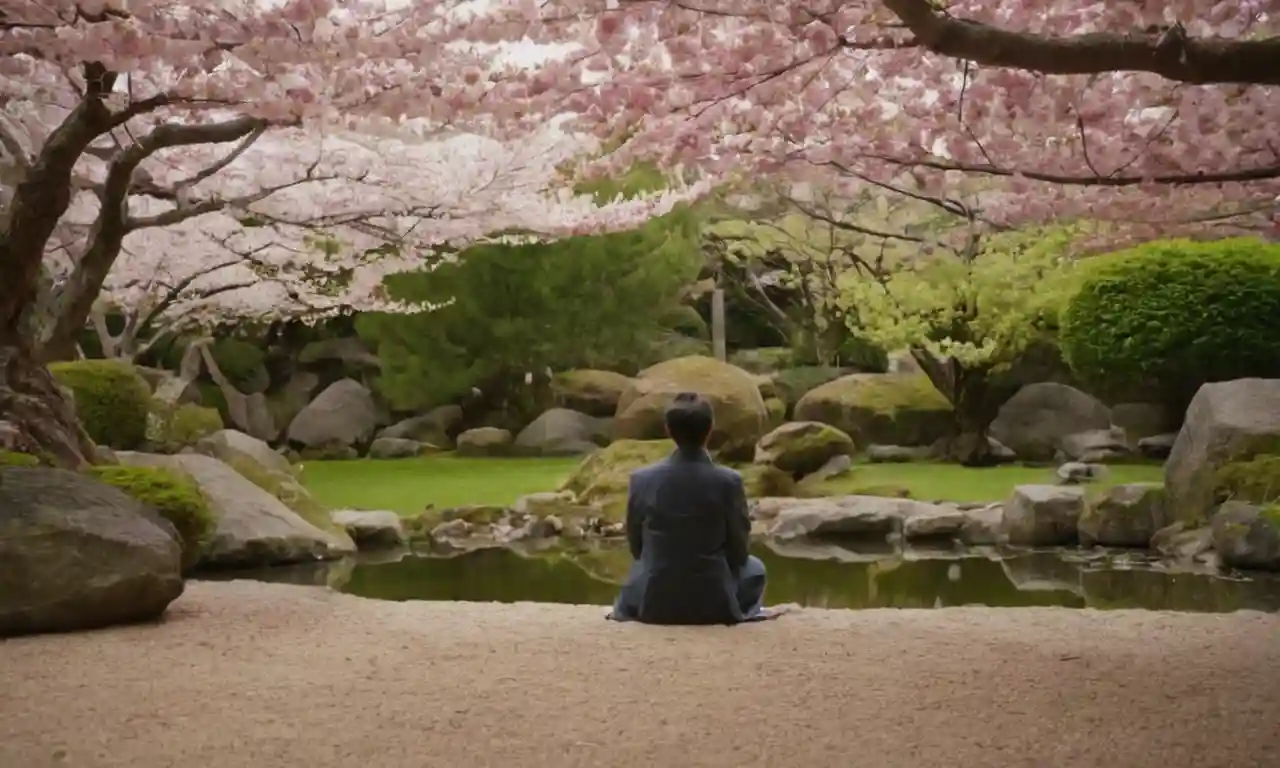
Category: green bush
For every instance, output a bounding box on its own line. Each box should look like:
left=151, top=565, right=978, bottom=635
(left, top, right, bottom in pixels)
left=210, top=338, right=266, bottom=390
left=87, top=464, right=216, bottom=571
left=1214, top=454, right=1280, bottom=507
left=49, top=360, right=152, bottom=449
left=147, top=401, right=224, bottom=453
left=1060, top=238, right=1280, bottom=409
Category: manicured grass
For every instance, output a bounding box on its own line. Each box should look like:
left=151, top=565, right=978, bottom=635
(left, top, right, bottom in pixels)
left=300, top=454, right=1167, bottom=514
left=814, top=461, right=1165, bottom=503
left=300, top=455, right=583, bottom=514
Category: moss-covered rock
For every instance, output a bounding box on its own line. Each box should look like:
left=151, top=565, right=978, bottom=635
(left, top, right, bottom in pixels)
left=1165, top=379, right=1280, bottom=525
left=753, top=421, right=856, bottom=477
left=1078, top=483, right=1167, bottom=548
left=559, top=439, right=674, bottom=520
left=793, top=373, right=954, bottom=447
left=558, top=438, right=794, bottom=521
left=614, top=355, right=767, bottom=460
left=49, top=360, right=152, bottom=450
left=551, top=369, right=634, bottom=417
left=737, top=464, right=797, bottom=498
left=87, top=464, right=215, bottom=572
left=146, top=401, right=224, bottom=454
left=1211, top=500, right=1280, bottom=572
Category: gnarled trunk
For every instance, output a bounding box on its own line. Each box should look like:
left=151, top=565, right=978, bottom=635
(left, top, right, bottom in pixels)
left=910, top=348, right=1004, bottom=467
left=0, top=336, right=94, bottom=469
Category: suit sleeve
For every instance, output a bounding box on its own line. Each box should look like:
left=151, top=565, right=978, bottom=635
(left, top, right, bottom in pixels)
left=625, top=474, right=644, bottom=561
left=725, top=473, right=750, bottom=572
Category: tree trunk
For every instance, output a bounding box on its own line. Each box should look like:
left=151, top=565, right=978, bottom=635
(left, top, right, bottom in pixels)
left=0, top=334, right=95, bottom=469
left=909, top=348, right=1002, bottom=467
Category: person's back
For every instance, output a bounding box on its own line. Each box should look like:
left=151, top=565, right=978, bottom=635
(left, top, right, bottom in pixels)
left=608, top=392, right=767, bottom=625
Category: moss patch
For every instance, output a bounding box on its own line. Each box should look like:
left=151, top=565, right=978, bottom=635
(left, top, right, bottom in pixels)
left=87, top=464, right=215, bottom=571
left=224, top=454, right=349, bottom=542
left=49, top=359, right=152, bottom=449
left=0, top=450, right=40, bottom=467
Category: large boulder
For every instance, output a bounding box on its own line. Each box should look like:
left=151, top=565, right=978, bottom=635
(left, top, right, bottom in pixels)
left=1000, top=485, right=1086, bottom=546
left=1165, top=378, right=1280, bottom=525
left=989, top=382, right=1112, bottom=462
left=614, top=356, right=767, bottom=460
left=1211, top=501, right=1280, bottom=572
left=514, top=408, right=611, bottom=456
left=195, top=429, right=295, bottom=477
left=286, top=378, right=378, bottom=450
left=1078, top=483, right=1167, bottom=548
left=0, top=467, right=184, bottom=637
left=793, top=373, right=953, bottom=448
left=753, top=421, right=856, bottom=477
left=367, top=437, right=428, bottom=459
left=551, top=369, right=634, bottom=417
left=115, top=453, right=354, bottom=568
left=455, top=427, right=514, bottom=457
left=377, top=404, right=463, bottom=447
left=1111, top=402, right=1177, bottom=446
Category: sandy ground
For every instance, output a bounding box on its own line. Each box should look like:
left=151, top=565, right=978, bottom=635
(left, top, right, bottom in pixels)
left=2, top=582, right=1279, bottom=768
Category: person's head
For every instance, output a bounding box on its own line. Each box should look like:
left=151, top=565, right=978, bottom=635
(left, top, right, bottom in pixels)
left=663, top=391, right=714, bottom=450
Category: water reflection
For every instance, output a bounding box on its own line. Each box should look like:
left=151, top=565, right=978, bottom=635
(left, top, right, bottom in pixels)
left=200, top=542, right=1280, bottom=614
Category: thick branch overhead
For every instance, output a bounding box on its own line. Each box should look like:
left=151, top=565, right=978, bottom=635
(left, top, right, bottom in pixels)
left=882, top=0, right=1280, bottom=85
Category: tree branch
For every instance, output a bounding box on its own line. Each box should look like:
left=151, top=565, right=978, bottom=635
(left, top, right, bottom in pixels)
left=37, top=116, right=267, bottom=360
left=858, top=154, right=1280, bottom=187
left=882, top=0, right=1280, bottom=85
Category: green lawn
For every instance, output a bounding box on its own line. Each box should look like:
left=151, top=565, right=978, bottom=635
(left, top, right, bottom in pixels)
left=814, top=462, right=1165, bottom=503
left=300, top=455, right=584, bottom=514
left=301, top=454, right=1166, bottom=515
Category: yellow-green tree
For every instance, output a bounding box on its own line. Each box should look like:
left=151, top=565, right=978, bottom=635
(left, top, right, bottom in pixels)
left=837, top=225, right=1080, bottom=464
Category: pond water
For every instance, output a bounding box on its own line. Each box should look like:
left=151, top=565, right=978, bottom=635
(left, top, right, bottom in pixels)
left=201, top=541, right=1280, bottom=614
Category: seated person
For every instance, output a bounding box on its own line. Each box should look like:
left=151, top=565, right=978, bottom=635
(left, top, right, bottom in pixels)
left=608, top=391, right=768, bottom=625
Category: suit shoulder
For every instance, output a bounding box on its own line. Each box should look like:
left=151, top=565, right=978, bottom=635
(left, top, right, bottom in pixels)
left=714, top=465, right=745, bottom=486
left=629, top=463, right=662, bottom=483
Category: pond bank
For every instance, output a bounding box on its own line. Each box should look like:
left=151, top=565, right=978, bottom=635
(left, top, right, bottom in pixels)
left=3, top=581, right=1278, bottom=767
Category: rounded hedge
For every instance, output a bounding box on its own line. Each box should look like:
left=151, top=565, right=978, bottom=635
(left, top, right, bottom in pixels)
left=1059, top=238, right=1280, bottom=409
left=87, top=464, right=216, bottom=572
left=49, top=360, right=153, bottom=450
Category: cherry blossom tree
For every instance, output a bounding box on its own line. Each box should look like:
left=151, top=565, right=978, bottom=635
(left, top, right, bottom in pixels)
left=512, top=1, right=1278, bottom=240
left=0, top=0, right=704, bottom=468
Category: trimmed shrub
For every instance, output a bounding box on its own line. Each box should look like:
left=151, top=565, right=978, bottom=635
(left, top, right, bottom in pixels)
left=49, top=360, right=152, bottom=449
left=1060, top=238, right=1280, bottom=409
left=87, top=464, right=216, bottom=571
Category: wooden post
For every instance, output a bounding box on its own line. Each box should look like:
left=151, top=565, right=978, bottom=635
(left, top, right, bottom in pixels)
left=711, top=287, right=727, bottom=362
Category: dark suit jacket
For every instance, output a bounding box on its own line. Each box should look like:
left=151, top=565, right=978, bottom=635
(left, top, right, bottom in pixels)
left=616, top=448, right=752, bottom=625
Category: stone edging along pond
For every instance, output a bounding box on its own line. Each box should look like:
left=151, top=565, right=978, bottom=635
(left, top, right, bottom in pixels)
left=329, top=482, right=1279, bottom=575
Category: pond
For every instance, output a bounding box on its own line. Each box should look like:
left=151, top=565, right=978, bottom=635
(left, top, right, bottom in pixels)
left=201, top=541, right=1280, bottom=614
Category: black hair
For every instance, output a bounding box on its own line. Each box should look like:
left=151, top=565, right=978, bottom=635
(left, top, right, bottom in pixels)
left=664, top=391, right=713, bottom=449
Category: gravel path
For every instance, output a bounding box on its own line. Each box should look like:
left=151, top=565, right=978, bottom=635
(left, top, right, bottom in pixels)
left=2, top=581, right=1279, bottom=768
